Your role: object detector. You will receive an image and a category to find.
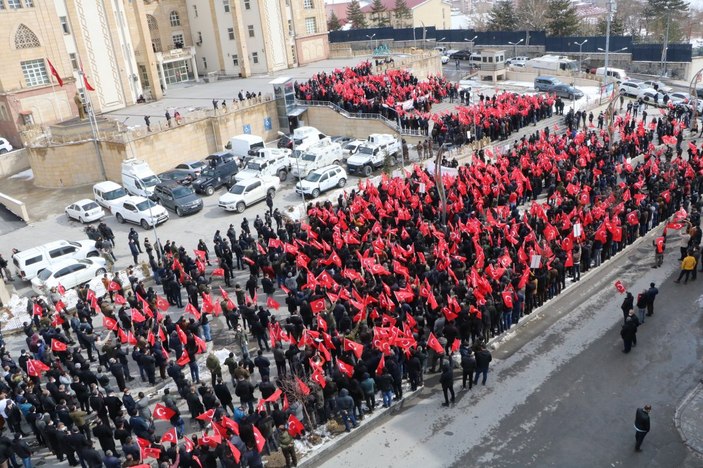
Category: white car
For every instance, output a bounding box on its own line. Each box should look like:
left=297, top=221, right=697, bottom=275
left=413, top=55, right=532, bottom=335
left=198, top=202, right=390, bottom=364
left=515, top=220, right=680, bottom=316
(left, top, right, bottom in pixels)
left=235, top=156, right=290, bottom=183
left=295, top=165, right=347, bottom=198
left=342, top=139, right=365, bottom=161
left=112, top=196, right=169, bottom=229
left=0, top=137, right=13, bottom=154
left=668, top=91, right=693, bottom=103
left=31, top=257, right=107, bottom=295
left=175, top=160, right=207, bottom=177
left=619, top=80, right=647, bottom=97
left=65, top=199, right=106, bottom=223
left=637, top=88, right=666, bottom=105
left=218, top=176, right=280, bottom=213
left=641, top=80, right=673, bottom=94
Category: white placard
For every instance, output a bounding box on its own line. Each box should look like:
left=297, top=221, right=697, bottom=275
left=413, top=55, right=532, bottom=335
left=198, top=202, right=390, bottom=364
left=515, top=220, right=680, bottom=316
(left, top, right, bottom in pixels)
left=573, top=223, right=582, bottom=238
left=418, top=183, right=426, bottom=193
left=530, top=255, right=542, bottom=269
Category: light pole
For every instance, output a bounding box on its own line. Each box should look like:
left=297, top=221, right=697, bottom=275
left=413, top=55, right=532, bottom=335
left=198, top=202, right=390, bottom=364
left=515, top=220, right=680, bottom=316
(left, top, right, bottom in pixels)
left=366, top=34, right=376, bottom=53
left=464, top=35, right=478, bottom=54
left=660, top=8, right=672, bottom=77
left=508, top=38, right=524, bottom=59
left=278, top=131, right=306, bottom=218
left=689, top=69, right=703, bottom=133
left=574, top=39, right=588, bottom=72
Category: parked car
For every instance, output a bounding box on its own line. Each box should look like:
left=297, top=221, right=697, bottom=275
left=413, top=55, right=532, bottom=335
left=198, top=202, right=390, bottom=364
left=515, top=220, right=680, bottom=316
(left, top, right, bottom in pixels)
left=205, top=151, right=241, bottom=168
left=158, top=169, right=194, bottom=185
left=534, top=76, right=563, bottom=93
left=342, top=139, right=365, bottom=161
left=668, top=91, right=693, bottom=103
left=449, top=49, right=472, bottom=61
left=12, top=240, right=100, bottom=281
left=295, top=165, right=347, bottom=198
left=218, top=176, right=280, bottom=213
left=331, top=136, right=354, bottom=146
left=93, top=181, right=129, bottom=213
left=112, top=196, right=169, bottom=229
left=65, top=199, right=105, bottom=224
left=637, top=88, right=666, bottom=104
left=152, top=183, right=203, bottom=216
left=641, top=80, right=673, bottom=94
left=191, top=158, right=239, bottom=195
left=0, top=137, right=13, bottom=154
left=235, top=156, right=291, bottom=182
left=31, top=257, right=107, bottom=295
left=619, top=80, right=647, bottom=97
left=550, top=83, right=584, bottom=100
left=175, top=161, right=207, bottom=177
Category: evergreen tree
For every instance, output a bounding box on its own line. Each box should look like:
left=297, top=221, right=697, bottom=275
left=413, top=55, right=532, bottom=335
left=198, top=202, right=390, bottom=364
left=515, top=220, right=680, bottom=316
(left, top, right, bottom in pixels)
left=393, top=0, right=412, bottom=28
left=327, top=11, right=342, bottom=31
left=544, top=0, right=581, bottom=36
left=371, top=0, right=389, bottom=27
left=643, top=0, right=688, bottom=41
left=596, top=15, right=625, bottom=36
left=487, top=0, right=519, bottom=31
left=346, top=0, right=367, bottom=29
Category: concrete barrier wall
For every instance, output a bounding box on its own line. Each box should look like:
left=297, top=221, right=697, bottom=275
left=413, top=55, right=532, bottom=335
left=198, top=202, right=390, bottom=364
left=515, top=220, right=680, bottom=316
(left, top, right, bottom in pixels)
left=306, top=106, right=399, bottom=140
left=0, top=192, right=29, bottom=222
left=0, top=149, right=30, bottom=179
left=506, top=70, right=602, bottom=88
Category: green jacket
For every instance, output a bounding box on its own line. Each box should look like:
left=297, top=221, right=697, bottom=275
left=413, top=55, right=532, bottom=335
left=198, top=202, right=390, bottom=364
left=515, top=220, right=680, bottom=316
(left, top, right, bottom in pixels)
left=277, top=429, right=294, bottom=448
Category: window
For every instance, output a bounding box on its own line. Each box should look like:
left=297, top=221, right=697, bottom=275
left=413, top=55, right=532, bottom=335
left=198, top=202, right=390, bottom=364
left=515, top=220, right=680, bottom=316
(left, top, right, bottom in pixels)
left=60, top=16, right=70, bottom=35
left=172, top=33, right=184, bottom=48
left=244, top=0, right=250, bottom=9
left=252, top=52, right=258, bottom=64
left=223, top=0, right=230, bottom=13
left=0, top=1, right=5, bottom=10
left=24, top=0, right=32, bottom=6
left=232, top=55, right=239, bottom=66
left=7, top=0, right=21, bottom=8
left=21, top=59, right=48, bottom=87
left=14, top=24, right=40, bottom=49
left=169, top=11, right=180, bottom=27
left=197, top=32, right=202, bottom=44
left=69, top=53, right=79, bottom=70
left=291, top=45, right=296, bottom=62
left=227, top=28, right=235, bottom=40
left=305, top=17, right=317, bottom=34
left=288, top=20, right=292, bottom=36
left=202, top=57, right=207, bottom=69
left=147, top=15, right=158, bottom=32
left=192, top=5, right=198, bottom=17
left=303, top=0, right=313, bottom=8
left=152, top=38, right=162, bottom=53
left=248, top=25, right=254, bottom=37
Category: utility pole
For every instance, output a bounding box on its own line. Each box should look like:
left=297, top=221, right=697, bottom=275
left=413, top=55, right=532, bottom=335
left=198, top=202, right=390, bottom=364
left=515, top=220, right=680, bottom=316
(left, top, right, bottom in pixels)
left=660, top=11, right=671, bottom=77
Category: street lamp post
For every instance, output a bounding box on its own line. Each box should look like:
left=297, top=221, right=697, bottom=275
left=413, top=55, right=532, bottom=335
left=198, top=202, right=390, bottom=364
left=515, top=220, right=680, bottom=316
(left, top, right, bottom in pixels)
left=689, top=69, right=703, bottom=133
left=464, top=35, right=478, bottom=54
left=278, top=131, right=306, bottom=219
left=508, top=38, right=524, bottom=59
left=661, top=9, right=671, bottom=77
left=574, top=39, right=588, bottom=72
left=366, top=34, right=376, bottom=53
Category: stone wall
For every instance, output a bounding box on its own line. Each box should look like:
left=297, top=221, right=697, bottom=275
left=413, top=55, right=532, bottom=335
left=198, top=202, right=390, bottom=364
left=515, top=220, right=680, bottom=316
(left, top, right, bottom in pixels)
left=0, top=149, right=30, bottom=179
left=27, top=99, right=279, bottom=188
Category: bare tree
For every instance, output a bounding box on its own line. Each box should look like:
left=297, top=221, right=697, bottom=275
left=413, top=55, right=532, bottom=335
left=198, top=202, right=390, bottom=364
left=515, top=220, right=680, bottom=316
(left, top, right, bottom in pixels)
left=517, top=0, right=549, bottom=30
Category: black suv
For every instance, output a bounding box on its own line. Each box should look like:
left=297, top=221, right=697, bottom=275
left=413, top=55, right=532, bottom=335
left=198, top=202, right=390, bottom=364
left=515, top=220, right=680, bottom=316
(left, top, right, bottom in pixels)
left=449, top=49, right=472, bottom=61
left=191, top=158, right=239, bottom=195
left=153, top=183, right=203, bottom=216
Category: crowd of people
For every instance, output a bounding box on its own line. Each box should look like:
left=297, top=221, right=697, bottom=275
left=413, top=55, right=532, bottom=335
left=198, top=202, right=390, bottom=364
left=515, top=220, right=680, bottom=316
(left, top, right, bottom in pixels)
left=2, top=62, right=703, bottom=468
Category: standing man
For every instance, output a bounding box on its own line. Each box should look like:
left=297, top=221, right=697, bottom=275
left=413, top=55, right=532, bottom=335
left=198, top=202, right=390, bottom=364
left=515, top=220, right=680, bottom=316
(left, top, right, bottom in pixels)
left=474, top=345, right=493, bottom=386
left=634, top=404, right=651, bottom=451
left=265, top=192, right=274, bottom=216
left=674, top=251, right=697, bottom=284
left=652, top=235, right=665, bottom=268
left=644, top=282, right=659, bottom=317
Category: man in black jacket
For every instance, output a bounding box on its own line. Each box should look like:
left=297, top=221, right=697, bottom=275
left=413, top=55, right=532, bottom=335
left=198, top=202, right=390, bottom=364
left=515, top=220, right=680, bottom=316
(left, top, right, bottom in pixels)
left=474, top=345, right=493, bottom=386
left=634, top=404, right=651, bottom=451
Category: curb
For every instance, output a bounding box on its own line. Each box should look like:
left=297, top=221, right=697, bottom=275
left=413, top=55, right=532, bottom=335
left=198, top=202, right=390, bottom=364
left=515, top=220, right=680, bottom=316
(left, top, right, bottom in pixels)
left=674, top=381, right=703, bottom=457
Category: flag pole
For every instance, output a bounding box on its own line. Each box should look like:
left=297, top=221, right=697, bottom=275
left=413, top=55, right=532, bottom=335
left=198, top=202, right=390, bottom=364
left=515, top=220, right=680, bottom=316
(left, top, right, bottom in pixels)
left=79, top=68, right=107, bottom=181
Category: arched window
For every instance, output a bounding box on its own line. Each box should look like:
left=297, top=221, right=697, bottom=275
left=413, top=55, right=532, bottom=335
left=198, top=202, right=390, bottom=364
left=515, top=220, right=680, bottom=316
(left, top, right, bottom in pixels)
left=14, top=24, right=40, bottom=49
left=147, top=14, right=158, bottom=32
left=169, top=11, right=180, bottom=27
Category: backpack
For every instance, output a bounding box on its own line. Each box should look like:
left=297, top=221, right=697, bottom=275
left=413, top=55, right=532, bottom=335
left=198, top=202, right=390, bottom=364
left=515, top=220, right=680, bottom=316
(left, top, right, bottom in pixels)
left=636, top=293, right=646, bottom=308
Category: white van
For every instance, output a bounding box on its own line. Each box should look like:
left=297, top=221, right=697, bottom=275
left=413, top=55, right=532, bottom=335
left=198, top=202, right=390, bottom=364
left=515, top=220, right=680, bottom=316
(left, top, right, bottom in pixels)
left=595, top=67, right=628, bottom=83
left=291, top=140, right=343, bottom=178
left=12, top=239, right=100, bottom=281
left=225, top=134, right=265, bottom=158
left=93, top=181, right=129, bottom=213
left=122, top=159, right=160, bottom=198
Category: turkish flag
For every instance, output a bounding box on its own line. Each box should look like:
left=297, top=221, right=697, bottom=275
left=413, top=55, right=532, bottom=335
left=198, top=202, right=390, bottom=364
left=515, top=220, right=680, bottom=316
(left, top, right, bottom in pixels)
left=32, top=303, right=44, bottom=317
left=108, top=281, right=121, bottom=292
left=183, top=437, right=195, bottom=453
left=113, top=294, right=127, bottom=305
left=153, top=403, right=176, bottom=420
left=310, top=298, right=326, bottom=314
left=222, top=416, right=240, bottom=435
left=427, top=332, right=445, bottom=355
left=160, top=427, right=178, bottom=444
left=86, top=289, right=96, bottom=302
left=295, top=376, right=310, bottom=396
left=131, top=308, right=146, bottom=323
left=26, top=359, right=50, bottom=377
left=51, top=339, right=67, bottom=352
left=103, top=316, right=118, bottom=331
left=266, top=296, right=280, bottom=310
left=156, top=296, right=170, bottom=311
left=376, top=354, right=385, bottom=375
left=252, top=425, right=266, bottom=453
left=264, top=388, right=283, bottom=403
left=57, top=283, right=66, bottom=295
left=287, top=414, right=305, bottom=437
left=193, top=249, right=207, bottom=260
left=177, top=351, right=190, bottom=366
left=185, top=303, right=201, bottom=319
left=226, top=440, right=241, bottom=463
left=614, top=280, right=626, bottom=294
left=451, top=338, right=461, bottom=354
left=211, top=268, right=225, bottom=277
left=337, top=359, right=354, bottom=377
left=193, top=335, right=207, bottom=353
left=142, top=447, right=161, bottom=459
left=196, top=408, right=215, bottom=421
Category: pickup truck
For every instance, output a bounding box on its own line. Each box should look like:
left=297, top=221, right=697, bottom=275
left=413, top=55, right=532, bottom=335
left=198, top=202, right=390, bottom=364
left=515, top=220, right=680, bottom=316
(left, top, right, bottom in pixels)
left=346, top=134, right=401, bottom=177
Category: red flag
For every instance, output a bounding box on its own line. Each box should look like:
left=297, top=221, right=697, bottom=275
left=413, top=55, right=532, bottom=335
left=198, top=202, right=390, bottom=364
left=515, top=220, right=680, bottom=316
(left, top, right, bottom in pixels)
left=376, top=354, right=385, bottom=375
left=614, top=280, right=626, bottom=294
left=131, top=308, right=146, bottom=323
left=310, top=298, right=326, bottom=314
left=108, top=281, right=121, bottom=292
left=32, top=303, right=44, bottom=317
left=343, top=338, right=363, bottom=360
left=57, top=283, right=66, bottom=295
left=177, top=351, right=190, bottom=366
left=427, top=332, right=445, bottom=355
left=51, top=339, right=67, bottom=352
left=185, top=302, right=201, bottom=319
left=337, top=359, right=354, bottom=377
left=211, top=268, right=225, bottom=277
left=287, top=414, right=305, bottom=437
left=113, top=294, right=126, bottom=305
left=266, top=296, right=280, bottom=310
left=26, top=359, right=50, bottom=377
left=153, top=403, right=176, bottom=421
left=196, top=408, right=215, bottom=421
left=155, top=296, right=170, bottom=311
left=226, top=440, right=241, bottom=463
left=183, top=437, right=195, bottom=453
left=142, top=447, right=161, bottom=460
left=160, top=427, right=178, bottom=444
left=264, top=388, right=283, bottom=403
left=81, top=65, right=95, bottom=91
left=252, top=425, right=266, bottom=453
left=46, top=58, right=63, bottom=87
left=451, top=338, right=461, bottom=354
left=296, top=376, right=310, bottom=396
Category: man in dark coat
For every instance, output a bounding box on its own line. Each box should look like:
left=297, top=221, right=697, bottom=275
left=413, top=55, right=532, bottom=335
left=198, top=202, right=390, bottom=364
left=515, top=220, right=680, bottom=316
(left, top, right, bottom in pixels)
left=439, top=362, right=455, bottom=406
left=621, top=311, right=639, bottom=353
left=474, top=345, right=493, bottom=386
left=634, top=404, right=652, bottom=451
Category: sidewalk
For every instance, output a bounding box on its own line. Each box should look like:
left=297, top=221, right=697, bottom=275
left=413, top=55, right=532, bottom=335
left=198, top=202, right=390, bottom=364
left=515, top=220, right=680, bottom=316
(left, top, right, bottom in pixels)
left=675, top=381, right=703, bottom=457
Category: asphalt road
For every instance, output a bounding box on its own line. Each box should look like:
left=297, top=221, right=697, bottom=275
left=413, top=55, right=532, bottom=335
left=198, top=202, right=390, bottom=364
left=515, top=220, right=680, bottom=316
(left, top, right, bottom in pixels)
left=319, top=233, right=703, bottom=468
